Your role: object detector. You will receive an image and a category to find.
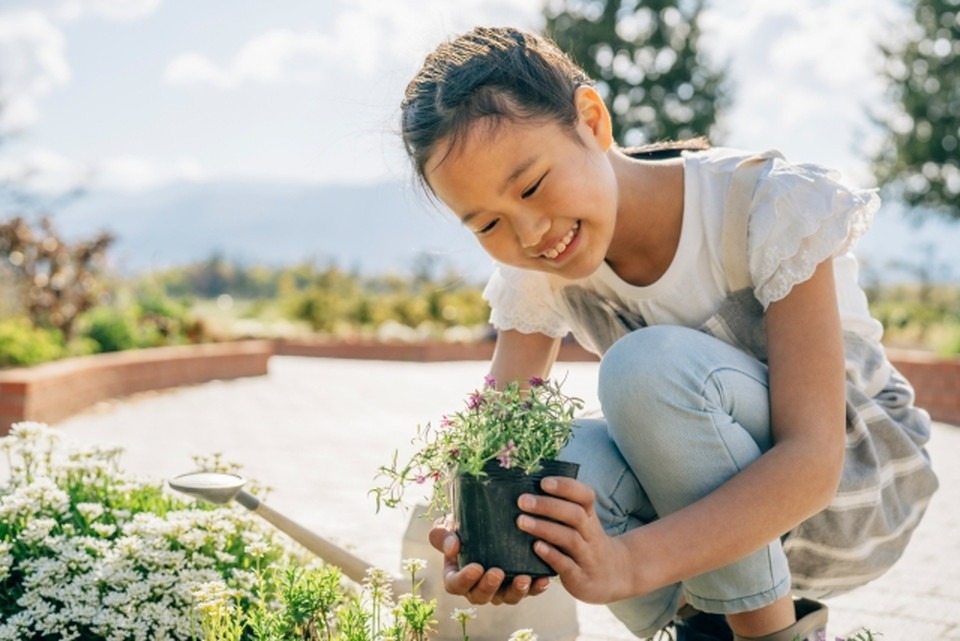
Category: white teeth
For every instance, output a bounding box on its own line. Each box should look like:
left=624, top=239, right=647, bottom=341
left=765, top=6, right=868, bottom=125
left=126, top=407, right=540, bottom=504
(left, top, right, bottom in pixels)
left=542, top=222, right=579, bottom=259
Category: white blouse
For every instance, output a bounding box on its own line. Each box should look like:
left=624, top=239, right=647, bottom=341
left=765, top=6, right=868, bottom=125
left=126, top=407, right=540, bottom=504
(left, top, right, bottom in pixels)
left=483, top=147, right=884, bottom=347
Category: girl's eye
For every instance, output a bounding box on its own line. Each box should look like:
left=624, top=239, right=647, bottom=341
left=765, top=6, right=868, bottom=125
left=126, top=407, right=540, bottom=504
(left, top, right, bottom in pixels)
left=477, top=219, right=499, bottom=235
left=521, top=173, right=546, bottom=199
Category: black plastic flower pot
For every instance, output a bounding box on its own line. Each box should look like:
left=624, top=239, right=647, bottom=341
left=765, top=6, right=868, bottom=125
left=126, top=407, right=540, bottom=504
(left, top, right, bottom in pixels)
left=451, top=458, right=580, bottom=579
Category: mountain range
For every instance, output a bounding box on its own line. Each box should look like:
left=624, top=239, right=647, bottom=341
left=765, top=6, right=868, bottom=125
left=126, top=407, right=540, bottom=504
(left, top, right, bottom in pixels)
left=54, top=180, right=494, bottom=282
left=52, top=180, right=960, bottom=284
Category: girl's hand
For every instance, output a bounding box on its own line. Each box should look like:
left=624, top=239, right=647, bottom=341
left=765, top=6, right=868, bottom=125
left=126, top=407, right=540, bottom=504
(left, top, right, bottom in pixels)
left=517, top=477, right=634, bottom=604
left=428, top=517, right=552, bottom=605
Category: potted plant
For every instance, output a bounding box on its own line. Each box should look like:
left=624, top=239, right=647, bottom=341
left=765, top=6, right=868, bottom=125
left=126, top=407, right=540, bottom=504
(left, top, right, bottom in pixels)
left=373, top=375, right=584, bottom=578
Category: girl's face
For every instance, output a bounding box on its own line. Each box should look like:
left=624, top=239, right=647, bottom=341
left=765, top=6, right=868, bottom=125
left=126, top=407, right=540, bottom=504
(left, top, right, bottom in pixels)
left=424, top=89, right=618, bottom=281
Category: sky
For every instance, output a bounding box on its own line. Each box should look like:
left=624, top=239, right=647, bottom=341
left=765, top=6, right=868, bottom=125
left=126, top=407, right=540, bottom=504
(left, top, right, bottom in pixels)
left=0, top=0, right=909, bottom=191
left=2, top=0, right=958, bottom=280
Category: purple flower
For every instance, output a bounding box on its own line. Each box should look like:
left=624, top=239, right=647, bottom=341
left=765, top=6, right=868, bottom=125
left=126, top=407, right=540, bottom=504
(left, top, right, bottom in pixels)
left=416, top=475, right=426, bottom=485
left=484, top=374, right=497, bottom=388
left=467, top=390, right=483, bottom=410
left=439, top=415, right=453, bottom=429
left=528, top=376, right=545, bottom=387
left=496, top=440, right=517, bottom=468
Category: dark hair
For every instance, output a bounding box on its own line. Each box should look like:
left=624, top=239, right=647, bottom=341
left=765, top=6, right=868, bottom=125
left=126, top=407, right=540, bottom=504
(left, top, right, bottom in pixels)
left=400, top=26, right=592, bottom=185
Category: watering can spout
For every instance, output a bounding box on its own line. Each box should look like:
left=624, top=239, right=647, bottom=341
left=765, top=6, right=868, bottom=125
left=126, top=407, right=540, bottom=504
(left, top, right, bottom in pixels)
left=167, top=472, right=408, bottom=594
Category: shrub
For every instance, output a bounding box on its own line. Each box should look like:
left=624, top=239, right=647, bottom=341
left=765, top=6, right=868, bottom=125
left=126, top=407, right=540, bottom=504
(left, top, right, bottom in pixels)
left=0, top=318, right=64, bottom=367
left=81, top=306, right=142, bottom=353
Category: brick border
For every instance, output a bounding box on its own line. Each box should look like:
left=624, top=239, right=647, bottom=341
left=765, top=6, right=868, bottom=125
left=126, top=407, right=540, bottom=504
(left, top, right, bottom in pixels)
left=0, top=341, right=273, bottom=434
left=1, top=339, right=956, bottom=435
left=886, top=348, right=960, bottom=426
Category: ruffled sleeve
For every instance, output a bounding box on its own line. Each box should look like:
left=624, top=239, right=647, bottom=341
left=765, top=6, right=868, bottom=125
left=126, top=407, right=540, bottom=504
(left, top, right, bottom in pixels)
left=748, top=158, right=879, bottom=308
left=482, top=265, right=570, bottom=337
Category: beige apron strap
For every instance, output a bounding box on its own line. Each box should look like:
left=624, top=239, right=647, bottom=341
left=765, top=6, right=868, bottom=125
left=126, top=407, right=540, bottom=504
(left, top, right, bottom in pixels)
left=721, top=150, right=784, bottom=292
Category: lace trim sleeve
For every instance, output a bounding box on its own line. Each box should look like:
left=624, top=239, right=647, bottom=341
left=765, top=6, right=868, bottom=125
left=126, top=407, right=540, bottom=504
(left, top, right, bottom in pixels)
left=748, top=159, right=879, bottom=308
left=482, top=265, right=570, bottom=337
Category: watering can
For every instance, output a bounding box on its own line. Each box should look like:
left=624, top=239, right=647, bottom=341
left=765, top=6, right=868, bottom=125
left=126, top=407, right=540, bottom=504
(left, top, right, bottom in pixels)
left=168, top=471, right=579, bottom=641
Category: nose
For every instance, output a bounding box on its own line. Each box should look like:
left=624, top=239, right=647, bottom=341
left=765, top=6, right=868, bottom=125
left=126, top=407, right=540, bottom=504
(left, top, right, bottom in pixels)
left=514, top=211, right=550, bottom=249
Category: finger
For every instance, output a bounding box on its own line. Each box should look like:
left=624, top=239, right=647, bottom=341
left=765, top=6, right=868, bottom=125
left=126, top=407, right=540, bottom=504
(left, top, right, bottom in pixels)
left=443, top=563, right=484, bottom=596
left=495, top=575, right=532, bottom=606
left=517, top=513, right=583, bottom=554
left=465, top=568, right=507, bottom=605
left=529, top=576, right=551, bottom=597
left=532, top=539, right=578, bottom=577
left=429, top=524, right=458, bottom=554
left=518, top=493, right=589, bottom=531
left=540, top=477, right=596, bottom=512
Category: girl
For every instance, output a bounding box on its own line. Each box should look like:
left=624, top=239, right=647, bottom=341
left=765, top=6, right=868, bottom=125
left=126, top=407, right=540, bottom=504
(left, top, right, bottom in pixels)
left=400, top=26, right=939, bottom=641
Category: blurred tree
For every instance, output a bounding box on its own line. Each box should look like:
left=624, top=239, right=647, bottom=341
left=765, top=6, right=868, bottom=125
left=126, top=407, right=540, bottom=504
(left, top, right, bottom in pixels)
left=544, top=0, right=730, bottom=147
left=872, top=0, right=960, bottom=221
left=0, top=216, right=113, bottom=339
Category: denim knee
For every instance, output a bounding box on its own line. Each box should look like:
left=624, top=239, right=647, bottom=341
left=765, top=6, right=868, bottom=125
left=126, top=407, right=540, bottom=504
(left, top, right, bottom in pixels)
left=598, top=327, right=718, bottom=457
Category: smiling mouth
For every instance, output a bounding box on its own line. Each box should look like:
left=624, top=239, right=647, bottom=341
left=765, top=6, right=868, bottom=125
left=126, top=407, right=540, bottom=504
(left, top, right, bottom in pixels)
left=540, top=221, right=580, bottom=260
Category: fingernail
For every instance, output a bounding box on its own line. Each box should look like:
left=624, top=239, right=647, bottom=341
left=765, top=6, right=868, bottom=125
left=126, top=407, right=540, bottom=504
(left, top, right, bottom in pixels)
left=486, top=573, right=500, bottom=586
left=517, top=515, right=533, bottom=530
left=443, top=536, right=456, bottom=556
left=518, top=494, right=535, bottom=510
left=541, top=477, right=557, bottom=491
left=516, top=578, right=530, bottom=591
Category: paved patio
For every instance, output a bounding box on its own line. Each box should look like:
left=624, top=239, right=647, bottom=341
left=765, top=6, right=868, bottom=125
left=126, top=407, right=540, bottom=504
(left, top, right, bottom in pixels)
left=48, top=356, right=960, bottom=640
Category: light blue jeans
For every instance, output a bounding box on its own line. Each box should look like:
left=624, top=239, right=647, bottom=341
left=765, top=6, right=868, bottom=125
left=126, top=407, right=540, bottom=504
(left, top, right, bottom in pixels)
left=559, top=326, right=791, bottom=638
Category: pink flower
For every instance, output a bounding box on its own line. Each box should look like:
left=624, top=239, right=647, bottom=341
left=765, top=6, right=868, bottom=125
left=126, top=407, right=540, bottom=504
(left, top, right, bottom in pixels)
left=528, top=376, right=545, bottom=387
left=496, top=440, right=517, bottom=468
left=484, top=374, right=497, bottom=388
left=440, top=415, right=453, bottom=429
left=467, top=390, right=483, bottom=410
left=416, top=475, right=426, bottom=484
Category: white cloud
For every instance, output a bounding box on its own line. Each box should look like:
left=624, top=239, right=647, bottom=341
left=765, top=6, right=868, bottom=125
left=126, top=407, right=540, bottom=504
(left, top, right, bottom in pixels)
left=96, top=154, right=207, bottom=191
left=14, top=0, right=161, bottom=22
left=165, top=29, right=339, bottom=88
left=0, top=11, right=70, bottom=131
left=164, top=52, right=234, bottom=88
left=0, top=147, right=89, bottom=193
left=0, top=147, right=204, bottom=193
left=163, top=0, right=544, bottom=88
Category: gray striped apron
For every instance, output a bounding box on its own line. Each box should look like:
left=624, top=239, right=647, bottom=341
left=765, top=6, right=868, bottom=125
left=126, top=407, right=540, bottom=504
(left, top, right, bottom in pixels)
left=556, top=153, right=939, bottom=596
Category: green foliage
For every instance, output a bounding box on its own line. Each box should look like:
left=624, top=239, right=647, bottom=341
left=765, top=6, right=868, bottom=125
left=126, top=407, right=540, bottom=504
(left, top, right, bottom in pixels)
left=75, top=291, right=209, bottom=354
left=0, top=317, right=65, bottom=367
left=544, top=0, right=730, bottom=147
left=373, top=377, right=584, bottom=515
left=81, top=306, right=142, bottom=352
left=871, top=0, right=960, bottom=221
left=869, top=283, right=960, bottom=355
left=196, top=559, right=443, bottom=641
left=284, top=267, right=489, bottom=336
left=143, top=256, right=491, bottom=339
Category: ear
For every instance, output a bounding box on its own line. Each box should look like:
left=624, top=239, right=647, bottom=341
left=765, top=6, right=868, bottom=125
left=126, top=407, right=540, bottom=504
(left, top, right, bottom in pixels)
left=574, top=85, right=614, bottom=151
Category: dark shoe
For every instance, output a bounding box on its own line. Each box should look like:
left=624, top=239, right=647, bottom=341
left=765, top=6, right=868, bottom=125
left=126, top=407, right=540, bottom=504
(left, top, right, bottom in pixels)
left=674, top=603, right=734, bottom=641
left=732, top=599, right=828, bottom=641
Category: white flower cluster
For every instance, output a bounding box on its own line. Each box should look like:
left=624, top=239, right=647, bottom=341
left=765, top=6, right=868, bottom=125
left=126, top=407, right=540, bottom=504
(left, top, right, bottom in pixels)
left=0, top=422, right=285, bottom=641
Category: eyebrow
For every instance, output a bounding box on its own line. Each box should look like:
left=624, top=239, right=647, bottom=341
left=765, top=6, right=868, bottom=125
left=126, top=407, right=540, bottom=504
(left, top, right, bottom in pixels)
left=461, top=153, right=539, bottom=225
